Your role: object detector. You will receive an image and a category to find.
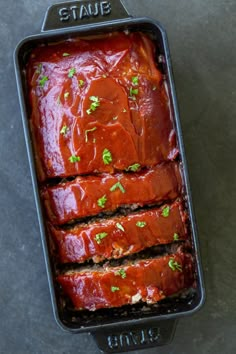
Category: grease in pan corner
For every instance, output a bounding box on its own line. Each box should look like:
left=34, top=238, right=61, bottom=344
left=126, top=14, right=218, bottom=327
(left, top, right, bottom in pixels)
left=26, top=31, right=195, bottom=311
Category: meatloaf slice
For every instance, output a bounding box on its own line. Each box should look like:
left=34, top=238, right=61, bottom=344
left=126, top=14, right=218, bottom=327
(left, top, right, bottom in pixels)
left=50, top=199, right=188, bottom=263
left=42, top=162, right=182, bottom=225
left=57, top=252, right=194, bottom=311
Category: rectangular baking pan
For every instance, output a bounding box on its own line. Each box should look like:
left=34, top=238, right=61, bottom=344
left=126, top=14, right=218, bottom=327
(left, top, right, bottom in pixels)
left=14, top=1, right=205, bottom=352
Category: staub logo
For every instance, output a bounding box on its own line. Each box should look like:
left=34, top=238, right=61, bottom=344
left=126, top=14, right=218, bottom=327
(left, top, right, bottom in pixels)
left=59, top=1, right=112, bottom=21
left=107, top=327, right=161, bottom=350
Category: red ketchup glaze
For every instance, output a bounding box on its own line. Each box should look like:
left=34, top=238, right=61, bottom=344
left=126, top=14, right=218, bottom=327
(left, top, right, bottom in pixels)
left=27, top=32, right=178, bottom=181
left=42, top=162, right=182, bottom=225
left=26, top=31, right=194, bottom=312
left=57, top=252, right=194, bottom=311
left=50, top=200, right=188, bottom=264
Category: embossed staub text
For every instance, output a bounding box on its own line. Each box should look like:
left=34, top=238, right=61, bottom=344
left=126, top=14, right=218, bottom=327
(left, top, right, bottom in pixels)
left=59, top=1, right=111, bottom=22
left=107, top=327, right=161, bottom=350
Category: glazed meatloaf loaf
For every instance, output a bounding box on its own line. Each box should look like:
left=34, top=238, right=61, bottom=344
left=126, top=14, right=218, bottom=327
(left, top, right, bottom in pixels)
left=28, top=32, right=178, bottom=182
left=27, top=31, right=194, bottom=311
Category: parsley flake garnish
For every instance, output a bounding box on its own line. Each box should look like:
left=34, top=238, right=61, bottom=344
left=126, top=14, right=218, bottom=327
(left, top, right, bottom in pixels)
left=85, top=127, right=97, bottom=143
left=36, top=63, right=42, bottom=74
left=68, top=68, right=76, bottom=78
left=136, top=221, right=146, bottom=228
left=79, top=79, right=84, bottom=87
left=60, top=125, right=68, bottom=135
left=39, top=76, right=49, bottom=87
left=90, top=96, right=100, bottom=103
left=111, top=286, right=120, bottom=292
left=116, top=223, right=125, bottom=232
left=162, top=206, right=170, bottom=217
left=130, top=87, right=139, bottom=96
left=168, top=258, right=182, bottom=272
left=173, top=233, right=179, bottom=241
left=86, top=96, right=100, bottom=115
left=115, top=269, right=126, bottom=279
left=63, top=53, right=70, bottom=57
left=132, top=76, right=139, bottom=85
left=110, top=181, right=125, bottom=194
left=102, top=148, right=112, bottom=165
left=64, top=92, right=70, bottom=99
left=68, top=155, right=80, bottom=163
left=127, top=163, right=140, bottom=172
left=94, top=232, right=108, bottom=244
left=97, top=195, right=107, bottom=208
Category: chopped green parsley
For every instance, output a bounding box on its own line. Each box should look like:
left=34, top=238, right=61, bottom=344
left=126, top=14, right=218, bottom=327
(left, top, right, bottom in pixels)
left=35, top=63, right=42, bottom=74
left=173, top=233, right=179, bottom=241
left=136, top=221, right=146, bottom=228
left=94, top=232, right=108, bottom=244
left=68, top=155, right=80, bottom=163
left=86, top=96, right=100, bottom=115
left=60, top=125, right=68, bottom=135
left=102, top=148, right=112, bottom=165
left=132, top=76, right=139, bottom=85
left=162, top=206, right=170, bottom=217
left=115, top=269, right=126, bottom=279
left=130, top=87, right=139, bottom=96
left=110, top=181, right=125, bottom=194
left=111, top=286, right=120, bottom=292
left=126, top=163, right=140, bottom=172
left=97, top=195, right=107, bottom=208
left=39, top=76, right=48, bottom=87
left=68, top=68, right=76, bottom=78
left=116, top=223, right=125, bottom=232
left=168, top=258, right=182, bottom=272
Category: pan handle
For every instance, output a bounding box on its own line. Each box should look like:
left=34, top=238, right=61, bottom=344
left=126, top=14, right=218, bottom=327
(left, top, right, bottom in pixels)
left=41, top=0, right=132, bottom=32
left=91, top=319, right=177, bottom=353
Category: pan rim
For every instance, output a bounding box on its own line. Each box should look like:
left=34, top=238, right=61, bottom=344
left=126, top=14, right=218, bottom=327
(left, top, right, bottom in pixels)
left=14, top=16, right=205, bottom=333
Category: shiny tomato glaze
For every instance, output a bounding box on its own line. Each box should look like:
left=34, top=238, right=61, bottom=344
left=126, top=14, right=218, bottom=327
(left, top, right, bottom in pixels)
left=57, top=252, right=194, bottom=310
left=28, top=32, right=177, bottom=181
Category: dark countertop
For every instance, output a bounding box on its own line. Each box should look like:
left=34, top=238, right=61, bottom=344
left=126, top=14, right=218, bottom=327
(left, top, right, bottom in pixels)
left=0, top=0, right=235, bottom=353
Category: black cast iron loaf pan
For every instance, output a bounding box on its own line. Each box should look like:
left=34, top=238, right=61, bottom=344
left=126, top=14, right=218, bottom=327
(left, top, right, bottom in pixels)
left=14, top=1, right=205, bottom=352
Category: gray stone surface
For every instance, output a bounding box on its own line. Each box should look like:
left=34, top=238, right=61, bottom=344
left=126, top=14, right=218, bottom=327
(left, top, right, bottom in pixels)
left=0, top=0, right=235, bottom=353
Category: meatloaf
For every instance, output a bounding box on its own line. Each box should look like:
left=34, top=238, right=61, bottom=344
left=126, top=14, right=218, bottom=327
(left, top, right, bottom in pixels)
left=27, top=31, right=194, bottom=312
left=27, top=32, right=178, bottom=182
left=42, top=162, right=182, bottom=225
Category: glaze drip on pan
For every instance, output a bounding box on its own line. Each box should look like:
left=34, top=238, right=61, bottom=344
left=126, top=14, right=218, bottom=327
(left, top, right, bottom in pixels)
left=27, top=31, right=195, bottom=311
